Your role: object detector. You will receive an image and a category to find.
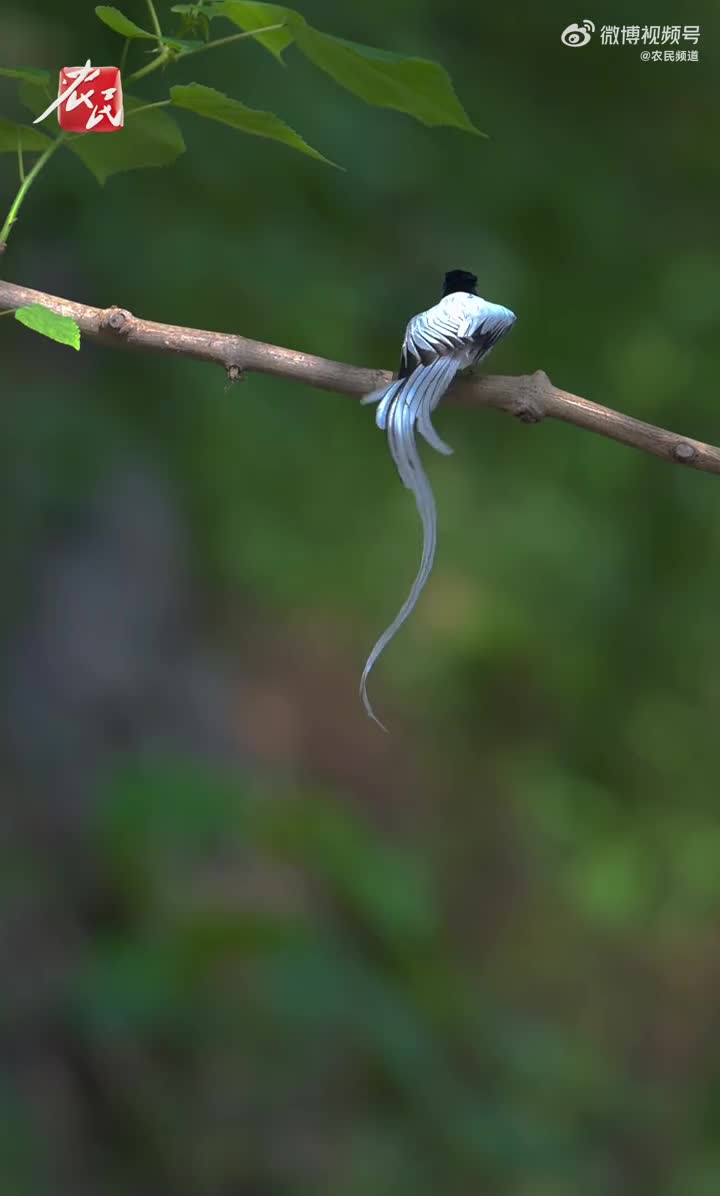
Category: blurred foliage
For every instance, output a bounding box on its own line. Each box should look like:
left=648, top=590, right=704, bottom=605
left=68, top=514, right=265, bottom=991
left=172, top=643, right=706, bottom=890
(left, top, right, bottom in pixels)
left=72, top=764, right=626, bottom=1192
left=1, top=0, right=720, bottom=1193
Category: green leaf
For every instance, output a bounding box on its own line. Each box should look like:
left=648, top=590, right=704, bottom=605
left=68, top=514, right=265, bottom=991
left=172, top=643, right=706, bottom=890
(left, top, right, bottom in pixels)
left=0, top=118, right=52, bottom=153
left=66, top=95, right=185, bottom=184
left=14, top=305, right=80, bottom=351
left=218, top=1, right=299, bottom=58
left=0, top=66, right=51, bottom=86
left=172, top=1, right=298, bottom=60
left=94, top=5, right=155, bottom=38
left=294, top=27, right=482, bottom=133
left=169, top=82, right=337, bottom=166
left=18, top=80, right=51, bottom=119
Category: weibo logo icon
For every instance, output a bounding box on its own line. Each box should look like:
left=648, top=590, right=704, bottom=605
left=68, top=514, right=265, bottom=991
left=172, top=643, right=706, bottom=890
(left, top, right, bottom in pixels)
left=560, top=20, right=595, bottom=47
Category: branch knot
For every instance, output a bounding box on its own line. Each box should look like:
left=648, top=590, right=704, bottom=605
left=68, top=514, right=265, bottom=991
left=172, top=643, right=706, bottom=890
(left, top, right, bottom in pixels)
left=101, top=307, right=131, bottom=334
left=225, top=363, right=245, bottom=385
left=672, top=440, right=698, bottom=465
left=513, top=370, right=552, bottom=424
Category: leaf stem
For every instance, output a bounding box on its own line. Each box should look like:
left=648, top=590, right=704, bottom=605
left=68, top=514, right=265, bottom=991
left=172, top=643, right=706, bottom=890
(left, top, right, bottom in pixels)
left=0, top=132, right=67, bottom=246
left=181, top=24, right=286, bottom=59
left=125, top=99, right=173, bottom=118
left=16, top=130, right=25, bottom=182
left=145, top=0, right=163, bottom=39
left=119, top=37, right=131, bottom=74
left=125, top=19, right=285, bottom=82
left=125, top=46, right=171, bottom=84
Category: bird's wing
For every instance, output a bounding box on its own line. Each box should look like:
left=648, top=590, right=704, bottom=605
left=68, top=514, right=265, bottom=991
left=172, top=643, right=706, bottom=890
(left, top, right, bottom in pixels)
left=397, top=297, right=515, bottom=385
left=399, top=306, right=469, bottom=375
left=463, top=302, right=517, bottom=363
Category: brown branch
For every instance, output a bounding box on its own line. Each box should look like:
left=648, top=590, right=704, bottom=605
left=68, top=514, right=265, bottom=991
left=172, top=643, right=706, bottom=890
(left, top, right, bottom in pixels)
left=1, top=276, right=719, bottom=475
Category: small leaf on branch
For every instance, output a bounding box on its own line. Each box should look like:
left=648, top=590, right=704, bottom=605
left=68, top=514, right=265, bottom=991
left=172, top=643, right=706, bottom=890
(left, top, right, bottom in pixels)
left=14, top=304, right=81, bottom=350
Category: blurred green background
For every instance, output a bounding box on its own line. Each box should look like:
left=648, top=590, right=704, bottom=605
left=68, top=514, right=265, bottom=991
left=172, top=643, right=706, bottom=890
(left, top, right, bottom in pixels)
left=1, top=2, right=720, bottom=1192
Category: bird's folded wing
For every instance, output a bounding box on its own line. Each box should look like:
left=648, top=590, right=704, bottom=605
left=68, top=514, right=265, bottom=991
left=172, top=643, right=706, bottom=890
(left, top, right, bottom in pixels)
left=401, top=315, right=468, bottom=373
left=466, top=304, right=517, bottom=361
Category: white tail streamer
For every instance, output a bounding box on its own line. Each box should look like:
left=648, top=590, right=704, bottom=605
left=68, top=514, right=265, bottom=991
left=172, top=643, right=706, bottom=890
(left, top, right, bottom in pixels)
left=359, top=356, right=462, bottom=729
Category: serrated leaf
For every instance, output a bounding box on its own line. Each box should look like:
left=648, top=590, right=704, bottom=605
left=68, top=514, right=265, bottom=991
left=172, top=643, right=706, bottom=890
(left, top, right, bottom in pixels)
left=66, top=95, right=185, bottom=184
left=0, top=66, right=51, bottom=86
left=169, top=83, right=337, bottom=166
left=0, top=117, right=52, bottom=153
left=94, top=5, right=155, bottom=38
left=172, top=1, right=298, bottom=60
left=218, top=1, right=299, bottom=58
left=294, top=27, right=482, bottom=133
left=14, top=305, right=80, bottom=350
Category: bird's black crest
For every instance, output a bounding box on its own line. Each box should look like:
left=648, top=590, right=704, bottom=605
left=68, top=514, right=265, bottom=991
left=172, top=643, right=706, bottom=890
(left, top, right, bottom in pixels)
left=442, top=269, right=477, bottom=297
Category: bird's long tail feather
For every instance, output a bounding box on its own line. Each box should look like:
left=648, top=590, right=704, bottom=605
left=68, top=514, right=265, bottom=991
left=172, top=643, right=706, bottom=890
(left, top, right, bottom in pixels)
left=359, top=356, right=462, bottom=729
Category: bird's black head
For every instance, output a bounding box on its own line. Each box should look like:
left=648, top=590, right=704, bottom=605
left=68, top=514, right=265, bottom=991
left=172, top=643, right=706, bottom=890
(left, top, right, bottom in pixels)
left=442, top=269, right=478, bottom=297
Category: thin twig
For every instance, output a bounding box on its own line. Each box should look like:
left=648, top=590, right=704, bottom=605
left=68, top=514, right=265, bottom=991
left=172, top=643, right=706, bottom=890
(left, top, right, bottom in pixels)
left=0, top=135, right=67, bottom=245
left=125, top=47, right=170, bottom=85
left=0, top=278, right=717, bottom=475
left=179, top=24, right=286, bottom=60
left=15, top=130, right=25, bottom=183
left=125, top=100, right=173, bottom=119
left=145, top=0, right=163, bottom=40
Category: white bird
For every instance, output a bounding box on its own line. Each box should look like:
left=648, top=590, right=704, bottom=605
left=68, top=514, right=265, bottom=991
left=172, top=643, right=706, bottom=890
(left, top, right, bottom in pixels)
left=360, top=269, right=516, bottom=729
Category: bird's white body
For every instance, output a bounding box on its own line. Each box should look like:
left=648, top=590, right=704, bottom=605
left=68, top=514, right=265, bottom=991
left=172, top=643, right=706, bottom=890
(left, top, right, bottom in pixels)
left=360, top=287, right=516, bottom=728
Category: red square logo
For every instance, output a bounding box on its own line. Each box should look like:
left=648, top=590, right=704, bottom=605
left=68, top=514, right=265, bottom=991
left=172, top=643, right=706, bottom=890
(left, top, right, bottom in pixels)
left=57, top=65, right=123, bottom=133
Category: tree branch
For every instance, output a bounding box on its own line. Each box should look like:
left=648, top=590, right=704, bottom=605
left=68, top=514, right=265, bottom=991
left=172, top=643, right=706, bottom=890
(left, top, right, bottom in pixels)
left=1, top=276, right=718, bottom=475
